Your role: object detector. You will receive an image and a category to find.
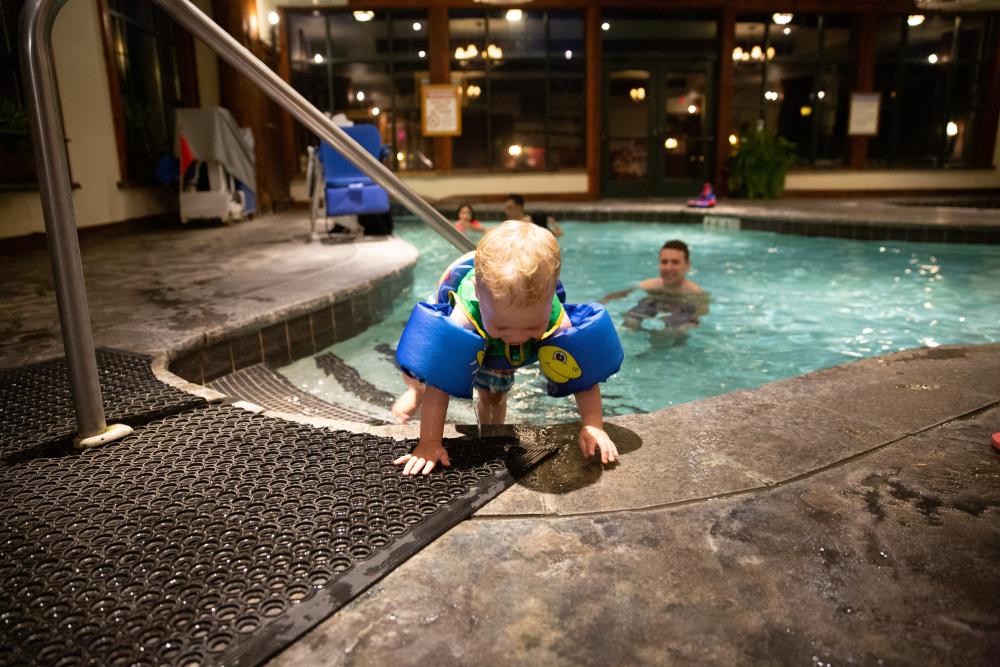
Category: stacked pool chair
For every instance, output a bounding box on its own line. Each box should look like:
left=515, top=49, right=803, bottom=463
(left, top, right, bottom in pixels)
left=308, top=124, right=391, bottom=242
left=176, top=107, right=257, bottom=224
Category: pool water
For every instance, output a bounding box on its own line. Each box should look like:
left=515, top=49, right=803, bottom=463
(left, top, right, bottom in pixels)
left=280, top=219, right=1000, bottom=424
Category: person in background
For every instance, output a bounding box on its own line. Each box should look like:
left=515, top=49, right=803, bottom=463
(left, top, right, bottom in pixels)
left=454, top=202, right=486, bottom=234
left=503, top=193, right=564, bottom=238
left=602, top=239, right=708, bottom=334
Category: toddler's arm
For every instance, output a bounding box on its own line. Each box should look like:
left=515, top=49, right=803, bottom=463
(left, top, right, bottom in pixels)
left=574, top=384, right=619, bottom=465
left=394, top=386, right=451, bottom=475
left=394, top=306, right=477, bottom=476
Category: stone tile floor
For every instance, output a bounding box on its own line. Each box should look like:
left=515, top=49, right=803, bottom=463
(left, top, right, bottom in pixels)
left=0, top=211, right=417, bottom=368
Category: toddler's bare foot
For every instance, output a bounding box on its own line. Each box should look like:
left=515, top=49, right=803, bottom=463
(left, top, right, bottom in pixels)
left=391, top=388, right=421, bottom=424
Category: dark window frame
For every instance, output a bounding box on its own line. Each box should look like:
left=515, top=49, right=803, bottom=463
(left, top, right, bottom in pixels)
left=285, top=8, right=429, bottom=172
left=97, top=0, right=199, bottom=187
left=449, top=7, right=586, bottom=172
left=735, top=12, right=855, bottom=168
left=873, top=13, right=996, bottom=169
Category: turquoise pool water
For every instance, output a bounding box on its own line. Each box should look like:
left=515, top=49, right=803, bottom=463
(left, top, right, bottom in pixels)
left=280, top=220, right=1000, bottom=424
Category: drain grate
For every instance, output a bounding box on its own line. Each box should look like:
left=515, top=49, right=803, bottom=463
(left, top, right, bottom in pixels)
left=0, top=349, right=206, bottom=457
left=0, top=404, right=555, bottom=667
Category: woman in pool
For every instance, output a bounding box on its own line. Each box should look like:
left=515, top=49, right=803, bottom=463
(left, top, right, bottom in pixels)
left=454, top=203, right=486, bottom=234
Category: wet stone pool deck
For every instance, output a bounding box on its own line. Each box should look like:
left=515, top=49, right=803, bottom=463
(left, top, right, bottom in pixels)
left=1, top=206, right=998, bottom=665
left=270, top=345, right=1000, bottom=667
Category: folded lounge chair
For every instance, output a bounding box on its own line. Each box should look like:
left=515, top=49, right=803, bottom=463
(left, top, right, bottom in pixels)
left=309, top=124, right=390, bottom=240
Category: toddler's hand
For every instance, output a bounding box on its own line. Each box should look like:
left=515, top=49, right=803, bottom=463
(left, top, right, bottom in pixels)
left=578, top=425, right=619, bottom=465
left=394, top=440, right=451, bottom=476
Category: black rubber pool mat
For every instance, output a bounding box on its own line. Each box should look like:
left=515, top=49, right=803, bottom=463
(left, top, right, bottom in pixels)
left=209, top=363, right=384, bottom=424
left=0, top=404, right=555, bottom=667
left=0, top=348, right=206, bottom=458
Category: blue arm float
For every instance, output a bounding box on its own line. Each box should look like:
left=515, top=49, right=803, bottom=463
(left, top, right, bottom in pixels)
left=396, top=302, right=486, bottom=399
left=537, top=303, right=624, bottom=397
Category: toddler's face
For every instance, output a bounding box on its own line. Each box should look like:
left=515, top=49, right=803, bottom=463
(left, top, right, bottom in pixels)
left=477, top=287, right=553, bottom=345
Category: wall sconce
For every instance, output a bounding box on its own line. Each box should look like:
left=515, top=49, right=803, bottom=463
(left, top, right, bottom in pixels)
left=664, top=138, right=678, bottom=150
left=371, top=107, right=380, bottom=116
left=928, top=54, right=939, bottom=64
left=687, top=104, right=698, bottom=114
left=466, top=84, right=482, bottom=99
left=772, top=13, right=793, bottom=25
left=485, top=44, right=503, bottom=60
left=508, top=144, right=523, bottom=157
left=506, top=9, right=523, bottom=21
left=907, top=15, right=925, bottom=27
left=313, top=53, right=324, bottom=64
left=946, top=121, right=958, bottom=137
left=729, top=134, right=738, bottom=146
left=629, top=87, right=646, bottom=102
left=353, top=11, right=374, bottom=22
left=764, top=90, right=779, bottom=101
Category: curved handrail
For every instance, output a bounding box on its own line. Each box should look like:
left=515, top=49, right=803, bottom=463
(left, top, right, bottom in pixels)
left=20, top=0, right=474, bottom=443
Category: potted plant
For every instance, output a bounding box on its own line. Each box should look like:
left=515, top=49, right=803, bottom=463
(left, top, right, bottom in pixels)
left=728, top=127, right=796, bottom=199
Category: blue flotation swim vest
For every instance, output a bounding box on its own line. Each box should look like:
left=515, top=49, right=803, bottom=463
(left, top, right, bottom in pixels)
left=396, top=257, right=623, bottom=398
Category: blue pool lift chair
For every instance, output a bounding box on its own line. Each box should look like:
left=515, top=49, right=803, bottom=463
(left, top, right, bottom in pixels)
left=308, top=124, right=391, bottom=240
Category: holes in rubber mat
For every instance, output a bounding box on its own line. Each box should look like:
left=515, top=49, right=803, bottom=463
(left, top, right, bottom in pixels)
left=0, top=404, right=553, bottom=666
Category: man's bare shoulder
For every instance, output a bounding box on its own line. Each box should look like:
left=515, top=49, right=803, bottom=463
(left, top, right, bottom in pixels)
left=638, top=277, right=663, bottom=291
left=682, top=279, right=703, bottom=294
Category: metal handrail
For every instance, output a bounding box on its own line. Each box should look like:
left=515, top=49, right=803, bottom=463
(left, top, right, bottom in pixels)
left=20, top=0, right=474, bottom=444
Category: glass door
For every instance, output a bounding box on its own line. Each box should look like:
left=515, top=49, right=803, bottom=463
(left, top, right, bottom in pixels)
left=603, top=67, right=653, bottom=197
left=659, top=67, right=714, bottom=196
left=603, top=60, right=715, bottom=197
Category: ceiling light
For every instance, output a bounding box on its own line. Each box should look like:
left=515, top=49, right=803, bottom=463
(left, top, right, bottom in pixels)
left=783, top=27, right=791, bottom=35
left=687, top=104, right=697, bottom=114
left=505, top=9, right=523, bottom=21
left=313, top=53, right=324, bottom=63
left=729, top=134, right=738, bottom=146
left=907, top=15, right=925, bottom=27
left=601, top=22, right=610, bottom=31
left=664, top=138, right=678, bottom=150
left=356, top=91, right=365, bottom=102
left=413, top=22, right=422, bottom=31
left=418, top=50, right=426, bottom=58
left=817, top=90, right=826, bottom=100
left=508, top=144, right=523, bottom=156
left=353, top=11, right=374, bottom=22
left=772, top=13, right=793, bottom=25
left=565, top=50, right=573, bottom=60
left=267, top=11, right=279, bottom=25
left=946, top=121, right=958, bottom=137
left=928, top=53, right=938, bottom=64
left=371, top=107, right=380, bottom=116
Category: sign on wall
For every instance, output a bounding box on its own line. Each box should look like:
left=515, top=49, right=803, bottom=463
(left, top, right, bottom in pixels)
left=848, top=92, right=881, bottom=136
left=421, top=84, right=462, bottom=137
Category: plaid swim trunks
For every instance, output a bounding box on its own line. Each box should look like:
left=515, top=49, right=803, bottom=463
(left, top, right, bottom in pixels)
left=472, top=365, right=516, bottom=394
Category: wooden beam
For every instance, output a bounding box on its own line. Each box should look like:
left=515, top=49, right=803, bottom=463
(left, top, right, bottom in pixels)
left=277, top=8, right=299, bottom=178
left=585, top=3, right=601, bottom=199
left=429, top=5, right=453, bottom=172
left=714, top=6, right=735, bottom=196
left=850, top=12, right=877, bottom=169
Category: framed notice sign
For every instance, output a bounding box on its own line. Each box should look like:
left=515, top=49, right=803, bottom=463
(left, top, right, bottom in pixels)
left=848, top=92, right=880, bottom=136
left=421, top=84, right=461, bottom=136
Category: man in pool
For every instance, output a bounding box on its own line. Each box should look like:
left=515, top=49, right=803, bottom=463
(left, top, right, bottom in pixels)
left=601, top=239, right=708, bottom=333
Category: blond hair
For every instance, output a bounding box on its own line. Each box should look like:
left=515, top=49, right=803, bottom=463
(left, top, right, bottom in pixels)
left=475, top=220, right=561, bottom=305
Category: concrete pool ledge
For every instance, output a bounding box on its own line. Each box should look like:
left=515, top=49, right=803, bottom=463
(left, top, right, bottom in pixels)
left=253, top=343, right=999, bottom=520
